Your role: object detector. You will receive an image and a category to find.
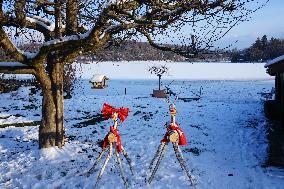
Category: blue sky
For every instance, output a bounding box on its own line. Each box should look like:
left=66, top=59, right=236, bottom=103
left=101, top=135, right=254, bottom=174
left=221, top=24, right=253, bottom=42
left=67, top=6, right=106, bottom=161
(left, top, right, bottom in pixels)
left=216, top=0, right=284, bottom=49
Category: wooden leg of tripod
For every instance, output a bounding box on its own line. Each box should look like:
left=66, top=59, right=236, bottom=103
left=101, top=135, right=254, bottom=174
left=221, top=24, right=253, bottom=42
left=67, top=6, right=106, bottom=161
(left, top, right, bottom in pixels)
left=116, top=150, right=129, bottom=188
left=94, top=143, right=113, bottom=188
left=148, top=142, right=167, bottom=184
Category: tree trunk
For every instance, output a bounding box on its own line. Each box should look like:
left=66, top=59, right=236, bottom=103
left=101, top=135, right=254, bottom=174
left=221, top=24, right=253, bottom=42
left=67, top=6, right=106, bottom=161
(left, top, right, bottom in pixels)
left=52, top=63, right=65, bottom=148
left=37, top=1, right=65, bottom=148
left=36, top=63, right=65, bottom=149
left=39, top=86, right=57, bottom=148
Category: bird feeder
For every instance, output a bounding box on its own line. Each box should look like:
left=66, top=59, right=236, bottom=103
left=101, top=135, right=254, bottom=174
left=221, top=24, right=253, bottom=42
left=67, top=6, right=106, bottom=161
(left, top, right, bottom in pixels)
left=90, top=74, right=109, bottom=89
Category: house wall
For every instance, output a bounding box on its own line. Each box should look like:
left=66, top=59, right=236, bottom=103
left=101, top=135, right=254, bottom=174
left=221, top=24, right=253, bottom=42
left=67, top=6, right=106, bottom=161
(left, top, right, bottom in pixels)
left=275, top=74, right=281, bottom=102
left=265, top=73, right=284, bottom=123
left=266, top=64, right=284, bottom=131
left=281, top=73, right=284, bottom=130
left=279, top=73, right=284, bottom=105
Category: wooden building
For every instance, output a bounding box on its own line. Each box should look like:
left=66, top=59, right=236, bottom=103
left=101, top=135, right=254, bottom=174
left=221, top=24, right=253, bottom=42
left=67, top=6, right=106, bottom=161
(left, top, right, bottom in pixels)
left=264, top=55, right=284, bottom=130
left=90, top=74, right=109, bottom=89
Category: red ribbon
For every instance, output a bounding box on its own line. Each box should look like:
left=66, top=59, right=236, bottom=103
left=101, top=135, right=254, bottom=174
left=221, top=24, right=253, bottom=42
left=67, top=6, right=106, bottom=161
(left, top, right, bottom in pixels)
left=161, top=122, right=187, bottom=146
left=102, top=126, right=122, bottom=153
left=102, top=103, right=129, bottom=122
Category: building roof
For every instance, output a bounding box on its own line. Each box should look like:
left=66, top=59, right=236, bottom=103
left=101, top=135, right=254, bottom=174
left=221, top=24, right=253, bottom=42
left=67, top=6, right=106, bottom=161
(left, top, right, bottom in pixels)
left=265, top=55, right=284, bottom=76
left=264, top=55, right=284, bottom=68
left=90, top=74, right=108, bottom=82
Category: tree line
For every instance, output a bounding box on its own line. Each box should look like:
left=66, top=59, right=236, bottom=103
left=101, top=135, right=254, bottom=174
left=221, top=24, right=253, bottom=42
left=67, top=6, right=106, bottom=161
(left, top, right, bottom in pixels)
left=4, top=36, right=283, bottom=63
left=231, top=35, right=284, bottom=62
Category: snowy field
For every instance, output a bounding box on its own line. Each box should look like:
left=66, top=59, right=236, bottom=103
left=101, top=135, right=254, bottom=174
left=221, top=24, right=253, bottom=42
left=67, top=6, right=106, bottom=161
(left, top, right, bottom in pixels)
left=78, top=61, right=272, bottom=80
left=1, top=62, right=284, bottom=189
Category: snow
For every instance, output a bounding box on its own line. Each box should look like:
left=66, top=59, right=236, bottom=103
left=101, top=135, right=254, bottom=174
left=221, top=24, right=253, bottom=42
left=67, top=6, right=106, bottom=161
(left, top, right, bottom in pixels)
left=0, top=62, right=283, bottom=189
left=0, top=113, right=31, bottom=125
left=9, top=38, right=39, bottom=59
left=43, top=29, right=92, bottom=46
left=40, top=144, right=79, bottom=162
left=0, top=62, right=28, bottom=67
left=26, top=16, right=55, bottom=32
left=90, top=74, right=107, bottom=82
left=264, top=55, right=284, bottom=68
left=79, top=61, right=273, bottom=81
left=22, top=51, right=38, bottom=59
left=109, top=0, right=131, bottom=4
left=99, top=25, right=115, bottom=39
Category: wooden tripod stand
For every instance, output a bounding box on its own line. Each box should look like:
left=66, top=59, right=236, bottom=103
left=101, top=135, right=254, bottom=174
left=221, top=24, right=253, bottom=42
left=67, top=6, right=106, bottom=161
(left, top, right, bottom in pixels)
left=148, top=104, right=196, bottom=186
left=86, top=112, right=133, bottom=188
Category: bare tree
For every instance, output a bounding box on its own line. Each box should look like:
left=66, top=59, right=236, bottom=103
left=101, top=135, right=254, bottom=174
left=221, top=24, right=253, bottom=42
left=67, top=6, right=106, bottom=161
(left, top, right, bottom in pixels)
left=149, top=65, right=168, bottom=90
left=0, top=0, right=269, bottom=148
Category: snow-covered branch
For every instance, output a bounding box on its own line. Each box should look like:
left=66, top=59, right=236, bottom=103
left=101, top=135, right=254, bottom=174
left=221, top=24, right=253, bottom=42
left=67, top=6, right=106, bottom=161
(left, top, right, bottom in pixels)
left=0, top=28, right=26, bottom=63
left=0, top=61, right=29, bottom=67
left=26, top=15, right=56, bottom=32
left=43, top=29, right=92, bottom=46
left=0, top=61, right=35, bottom=74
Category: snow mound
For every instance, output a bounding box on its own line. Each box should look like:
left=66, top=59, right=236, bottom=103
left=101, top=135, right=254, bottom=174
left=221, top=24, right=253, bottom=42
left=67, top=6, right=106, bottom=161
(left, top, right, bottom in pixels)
left=40, top=144, right=78, bottom=162
left=0, top=113, right=32, bottom=125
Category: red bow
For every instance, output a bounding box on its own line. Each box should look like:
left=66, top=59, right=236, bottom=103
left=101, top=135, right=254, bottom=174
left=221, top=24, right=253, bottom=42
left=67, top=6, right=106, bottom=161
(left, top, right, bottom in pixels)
left=102, top=103, right=129, bottom=122
left=102, top=126, right=122, bottom=153
left=161, top=122, right=187, bottom=146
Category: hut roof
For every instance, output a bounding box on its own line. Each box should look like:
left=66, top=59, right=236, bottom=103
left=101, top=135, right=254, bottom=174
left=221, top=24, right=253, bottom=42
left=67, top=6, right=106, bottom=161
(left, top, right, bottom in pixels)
left=265, top=55, right=284, bottom=76
left=265, top=55, right=284, bottom=68
left=90, top=74, right=108, bottom=82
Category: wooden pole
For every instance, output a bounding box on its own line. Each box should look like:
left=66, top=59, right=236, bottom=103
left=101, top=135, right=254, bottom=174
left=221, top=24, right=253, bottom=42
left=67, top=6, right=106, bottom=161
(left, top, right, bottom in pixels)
left=171, top=115, right=176, bottom=125
left=158, top=75, right=161, bottom=90
left=113, top=113, right=118, bottom=129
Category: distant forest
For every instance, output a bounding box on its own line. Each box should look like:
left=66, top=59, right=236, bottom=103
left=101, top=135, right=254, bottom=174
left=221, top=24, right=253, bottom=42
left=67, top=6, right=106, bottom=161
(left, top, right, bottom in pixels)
left=77, top=42, right=232, bottom=62
left=231, top=35, right=284, bottom=63
left=1, top=36, right=283, bottom=62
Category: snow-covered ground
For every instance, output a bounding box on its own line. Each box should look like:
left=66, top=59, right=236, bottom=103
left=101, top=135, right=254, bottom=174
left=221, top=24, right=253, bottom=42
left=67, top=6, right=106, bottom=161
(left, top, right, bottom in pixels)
left=1, top=62, right=283, bottom=189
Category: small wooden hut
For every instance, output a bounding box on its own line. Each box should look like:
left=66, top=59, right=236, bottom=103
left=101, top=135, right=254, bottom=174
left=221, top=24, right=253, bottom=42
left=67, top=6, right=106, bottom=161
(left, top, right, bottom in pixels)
left=264, top=55, right=284, bottom=130
left=90, top=74, right=109, bottom=89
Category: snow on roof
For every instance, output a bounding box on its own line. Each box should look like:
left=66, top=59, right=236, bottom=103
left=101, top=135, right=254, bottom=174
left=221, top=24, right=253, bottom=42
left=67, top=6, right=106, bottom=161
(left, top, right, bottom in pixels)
left=264, top=55, right=284, bottom=68
left=0, top=62, right=29, bottom=67
left=90, top=74, right=108, bottom=82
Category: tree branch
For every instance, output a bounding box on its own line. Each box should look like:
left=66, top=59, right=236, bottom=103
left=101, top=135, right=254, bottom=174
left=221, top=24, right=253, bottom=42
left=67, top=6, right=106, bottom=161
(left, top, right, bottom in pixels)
left=0, top=62, right=35, bottom=74
left=0, top=28, right=27, bottom=62
left=14, top=0, right=27, bottom=24
left=139, top=29, right=195, bottom=58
